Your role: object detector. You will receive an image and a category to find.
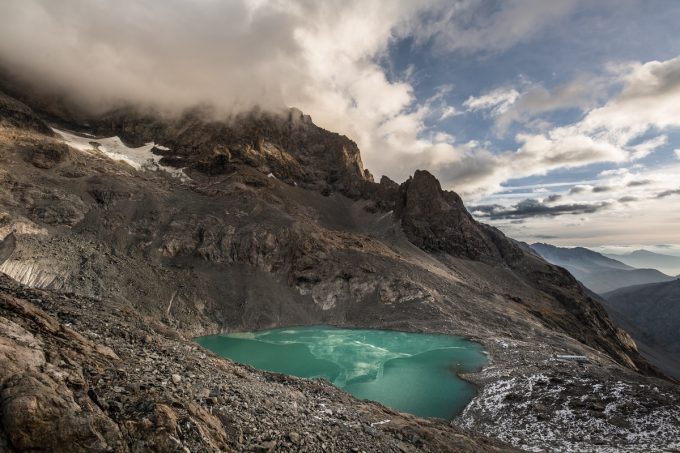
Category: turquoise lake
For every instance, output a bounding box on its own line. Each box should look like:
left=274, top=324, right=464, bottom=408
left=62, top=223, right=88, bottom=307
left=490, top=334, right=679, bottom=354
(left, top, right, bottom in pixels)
left=195, top=326, right=488, bottom=419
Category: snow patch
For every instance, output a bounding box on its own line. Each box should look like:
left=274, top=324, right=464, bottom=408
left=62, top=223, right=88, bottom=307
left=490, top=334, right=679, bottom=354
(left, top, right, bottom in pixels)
left=53, top=128, right=190, bottom=181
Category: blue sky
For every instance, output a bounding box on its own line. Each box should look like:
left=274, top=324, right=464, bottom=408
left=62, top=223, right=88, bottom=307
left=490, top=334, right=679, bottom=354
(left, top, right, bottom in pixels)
left=375, top=0, right=680, bottom=249
left=1, top=0, right=680, bottom=249
left=389, top=0, right=680, bottom=176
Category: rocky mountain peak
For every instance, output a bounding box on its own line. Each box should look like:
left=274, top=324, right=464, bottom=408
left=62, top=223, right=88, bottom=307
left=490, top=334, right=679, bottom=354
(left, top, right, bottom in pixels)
left=393, top=169, right=511, bottom=263
left=86, top=105, right=374, bottom=199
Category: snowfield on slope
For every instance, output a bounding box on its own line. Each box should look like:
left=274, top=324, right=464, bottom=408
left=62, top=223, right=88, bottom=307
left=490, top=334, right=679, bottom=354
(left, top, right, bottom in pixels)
left=53, top=128, right=190, bottom=181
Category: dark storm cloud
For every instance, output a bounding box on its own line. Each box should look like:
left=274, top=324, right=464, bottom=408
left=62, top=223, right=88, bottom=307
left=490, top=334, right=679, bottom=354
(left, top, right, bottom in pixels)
left=627, top=179, right=652, bottom=187
left=656, top=188, right=680, bottom=198
left=470, top=198, right=611, bottom=220
left=568, top=185, right=591, bottom=195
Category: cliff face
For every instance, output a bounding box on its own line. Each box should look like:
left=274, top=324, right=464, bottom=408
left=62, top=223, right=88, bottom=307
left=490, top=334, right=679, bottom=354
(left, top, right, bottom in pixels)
left=395, top=170, right=518, bottom=263
left=1, top=88, right=679, bottom=452
left=90, top=106, right=374, bottom=199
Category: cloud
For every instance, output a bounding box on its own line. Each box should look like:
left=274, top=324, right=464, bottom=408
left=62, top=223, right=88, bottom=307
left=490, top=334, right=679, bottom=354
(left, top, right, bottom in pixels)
left=600, top=168, right=631, bottom=177
left=490, top=76, right=613, bottom=134
left=461, top=56, right=680, bottom=197
left=533, top=234, right=560, bottom=240
left=675, top=149, right=680, bottom=160
left=439, top=105, right=461, bottom=120
left=464, top=87, right=520, bottom=114
left=656, top=189, right=680, bottom=199
left=471, top=198, right=610, bottom=220
left=631, top=135, right=668, bottom=159
left=592, top=186, right=613, bottom=193
left=578, top=57, right=680, bottom=145
left=484, top=162, right=680, bottom=247
left=0, top=0, right=591, bottom=198
left=569, top=185, right=593, bottom=195
left=627, top=179, right=652, bottom=187
left=0, top=0, right=467, bottom=190
left=415, top=0, right=581, bottom=54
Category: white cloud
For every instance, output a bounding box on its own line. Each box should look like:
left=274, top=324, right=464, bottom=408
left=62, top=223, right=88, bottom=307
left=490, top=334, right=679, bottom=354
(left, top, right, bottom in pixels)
left=0, top=0, right=445, bottom=185
left=599, top=169, right=627, bottom=177
left=491, top=75, right=614, bottom=134
left=1, top=0, right=566, bottom=195
left=439, top=105, right=461, bottom=120
left=464, top=88, right=520, bottom=114
left=414, top=0, right=581, bottom=54
left=674, top=149, right=680, bottom=160
left=433, top=131, right=456, bottom=143
left=455, top=56, right=680, bottom=197
left=578, top=57, right=680, bottom=145
left=631, top=135, right=668, bottom=160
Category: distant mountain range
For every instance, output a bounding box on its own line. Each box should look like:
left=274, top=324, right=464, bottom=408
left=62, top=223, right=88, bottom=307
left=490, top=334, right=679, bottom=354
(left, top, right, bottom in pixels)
left=604, top=250, right=680, bottom=276
left=602, top=280, right=680, bottom=379
left=531, top=243, right=680, bottom=379
left=531, top=243, right=674, bottom=294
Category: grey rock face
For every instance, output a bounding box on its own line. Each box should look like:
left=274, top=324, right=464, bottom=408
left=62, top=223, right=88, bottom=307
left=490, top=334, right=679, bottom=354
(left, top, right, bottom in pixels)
left=0, top=232, right=15, bottom=265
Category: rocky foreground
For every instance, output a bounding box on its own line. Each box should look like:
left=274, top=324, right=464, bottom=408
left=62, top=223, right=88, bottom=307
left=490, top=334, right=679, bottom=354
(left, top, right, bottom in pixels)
left=0, top=85, right=679, bottom=451
left=0, top=275, right=512, bottom=452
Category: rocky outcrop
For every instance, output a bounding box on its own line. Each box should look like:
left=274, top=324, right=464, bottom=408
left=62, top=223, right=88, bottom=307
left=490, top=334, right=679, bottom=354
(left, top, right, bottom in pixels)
left=395, top=170, right=516, bottom=263
left=0, top=92, right=52, bottom=135
left=0, top=232, right=14, bottom=265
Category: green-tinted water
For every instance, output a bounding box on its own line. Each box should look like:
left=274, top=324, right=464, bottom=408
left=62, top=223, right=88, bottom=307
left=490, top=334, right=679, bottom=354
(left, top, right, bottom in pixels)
left=195, top=326, right=487, bottom=419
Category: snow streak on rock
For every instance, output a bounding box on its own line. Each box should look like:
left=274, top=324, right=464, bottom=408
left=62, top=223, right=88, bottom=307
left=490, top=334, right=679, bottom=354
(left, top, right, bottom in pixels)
left=53, top=128, right=189, bottom=181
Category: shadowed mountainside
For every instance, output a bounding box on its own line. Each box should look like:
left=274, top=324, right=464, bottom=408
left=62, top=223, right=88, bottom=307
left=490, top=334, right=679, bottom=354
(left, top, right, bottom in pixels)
left=603, top=279, right=680, bottom=379
left=532, top=242, right=674, bottom=294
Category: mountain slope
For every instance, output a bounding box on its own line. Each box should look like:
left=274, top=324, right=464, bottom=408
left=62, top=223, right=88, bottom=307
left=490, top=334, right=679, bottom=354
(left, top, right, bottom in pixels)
left=1, top=87, right=679, bottom=452
left=605, top=250, right=680, bottom=276
left=532, top=243, right=674, bottom=293
left=603, top=279, right=680, bottom=379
